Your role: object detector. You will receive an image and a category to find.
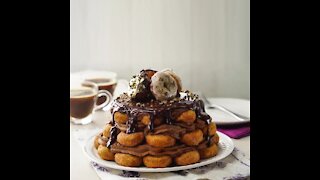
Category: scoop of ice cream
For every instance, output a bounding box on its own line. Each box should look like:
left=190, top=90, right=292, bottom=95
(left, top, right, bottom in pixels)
left=150, top=71, right=179, bottom=101
left=161, top=69, right=182, bottom=92
left=128, top=69, right=157, bottom=101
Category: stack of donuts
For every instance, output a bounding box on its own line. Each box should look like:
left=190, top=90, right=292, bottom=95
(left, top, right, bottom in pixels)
left=94, top=69, right=219, bottom=168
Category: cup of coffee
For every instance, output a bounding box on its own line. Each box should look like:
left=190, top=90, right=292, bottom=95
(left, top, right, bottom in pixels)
left=82, top=71, right=117, bottom=105
left=70, top=82, right=112, bottom=125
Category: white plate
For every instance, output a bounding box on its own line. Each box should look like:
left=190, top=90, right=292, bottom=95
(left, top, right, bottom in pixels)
left=205, top=98, right=250, bottom=125
left=83, top=132, right=234, bottom=172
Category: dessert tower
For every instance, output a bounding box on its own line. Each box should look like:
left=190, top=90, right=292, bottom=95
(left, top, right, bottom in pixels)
left=94, top=69, right=219, bottom=167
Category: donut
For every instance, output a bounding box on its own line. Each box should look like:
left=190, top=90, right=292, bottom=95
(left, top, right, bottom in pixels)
left=140, top=114, right=162, bottom=126
left=114, top=112, right=128, bottom=124
left=94, top=136, right=100, bottom=149
left=117, top=132, right=144, bottom=147
left=176, top=110, right=196, bottom=123
left=97, top=135, right=108, bottom=146
left=208, top=122, right=217, bottom=136
left=143, top=155, right=172, bottom=168
left=202, top=125, right=208, bottom=136
left=116, top=121, right=145, bottom=132
left=199, top=143, right=218, bottom=159
left=102, top=123, right=112, bottom=138
left=195, top=119, right=207, bottom=135
left=175, top=150, right=200, bottom=166
left=181, top=129, right=204, bottom=146
left=213, top=133, right=219, bottom=144
left=114, top=153, right=142, bottom=167
left=97, top=145, right=115, bottom=161
left=146, top=134, right=176, bottom=148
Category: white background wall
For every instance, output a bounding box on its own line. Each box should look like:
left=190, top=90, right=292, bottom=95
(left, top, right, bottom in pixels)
left=70, top=0, right=250, bottom=99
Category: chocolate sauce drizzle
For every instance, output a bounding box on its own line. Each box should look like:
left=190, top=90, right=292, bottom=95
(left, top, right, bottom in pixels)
left=106, top=126, right=119, bottom=148
left=148, top=111, right=156, bottom=132
left=195, top=100, right=211, bottom=125
left=206, top=134, right=212, bottom=146
left=107, top=93, right=212, bottom=148
left=126, top=111, right=139, bottom=134
left=194, top=99, right=212, bottom=144
left=164, top=110, right=173, bottom=125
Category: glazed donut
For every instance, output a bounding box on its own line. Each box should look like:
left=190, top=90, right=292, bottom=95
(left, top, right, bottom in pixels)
left=199, top=143, right=218, bottom=159
left=114, top=153, right=142, bottom=167
left=195, top=119, right=207, bottom=135
left=116, top=121, right=145, bottom=132
left=146, top=134, right=176, bottom=148
left=140, top=114, right=162, bottom=126
left=175, top=150, right=200, bottom=166
left=117, top=132, right=144, bottom=147
left=176, top=110, right=196, bottom=123
left=143, top=155, right=172, bottom=168
left=202, top=126, right=208, bottom=136
left=208, top=122, right=217, bottom=136
left=212, top=133, right=219, bottom=144
left=97, top=135, right=108, bottom=146
left=102, top=123, right=112, bottom=138
left=94, top=136, right=100, bottom=149
left=181, top=129, right=204, bottom=146
left=97, top=145, right=115, bottom=161
left=114, top=112, right=128, bottom=124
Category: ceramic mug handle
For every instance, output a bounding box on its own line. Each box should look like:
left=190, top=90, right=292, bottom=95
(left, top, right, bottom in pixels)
left=94, top=90, right=112, bottom=111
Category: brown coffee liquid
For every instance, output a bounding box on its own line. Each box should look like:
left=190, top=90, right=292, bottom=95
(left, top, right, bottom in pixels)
left=70, top=88, right=97, bottom=119
left=85, top=78, right=117, bottom=105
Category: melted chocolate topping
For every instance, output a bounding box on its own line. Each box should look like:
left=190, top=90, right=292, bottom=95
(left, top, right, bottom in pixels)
left=97, top=127, right=216, bottom=156
left=126, top=111, right=138, bottom=134
left=110, top=142, right=195, bottom=157
left=148, top=111, right=156, bottom=132
left=106, top=126, right=119, bottom=148
left=130, top=69, right=157, bottom=102
left=107, top=92, right=212, bottom=148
